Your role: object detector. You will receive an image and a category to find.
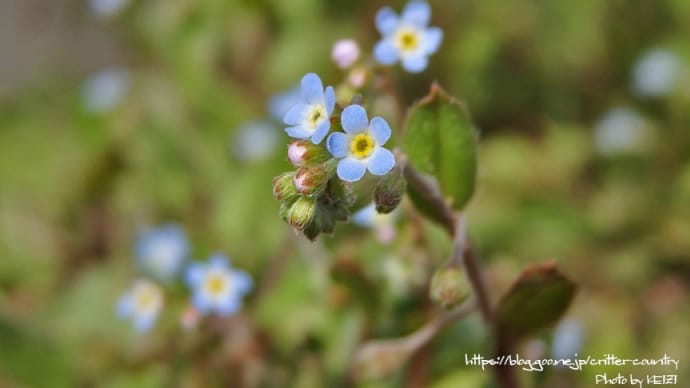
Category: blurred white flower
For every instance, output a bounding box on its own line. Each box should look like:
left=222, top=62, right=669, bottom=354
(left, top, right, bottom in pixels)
left=81, top=68, right=130, bottom=113
left=116, top=279, right=163, bottom=333
left=551, top=318, right=585, bottom=360
left=351, top=202, right=398, bottom=244
left=231, top=120, right=280, bottom=162
left=632, top=48, right=683, bottom=98
left=88, top=0, right=129, bottom=18
left=332, top=39, right=361, bottom=69
left=594, top=107, right=651, bottom=156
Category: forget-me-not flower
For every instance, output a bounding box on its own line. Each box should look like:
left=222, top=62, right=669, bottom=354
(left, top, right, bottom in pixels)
left=352, top=202, right=399, bottom=244
left=82, top=68, right=130, bottom=113
left=268, top=86, right=302, bottom=122
left=185, top=254, right=252, bottom=316
left=116, top=279, right=164, bottom=333
left=231, top=120, right=280, bottom=162
left=326, top=105, right=395, bottom=182
left=283, top=73, right=336, bottom=144
left=135, top=224, right=189, bottom=281
left=373, top=1, right=443, bottom=73
left=632, top=48, right=683, bottom=98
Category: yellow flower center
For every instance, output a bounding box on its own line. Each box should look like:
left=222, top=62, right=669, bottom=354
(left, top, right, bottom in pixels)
left=306, top=106, right=327, bottom=129
left=350, top=133, right=375, bottom=159
left=395, top=28, right=419, bottom=52
left=134, top=287, right=158, bottom=312
left=204, top=273, right=228, bottom=296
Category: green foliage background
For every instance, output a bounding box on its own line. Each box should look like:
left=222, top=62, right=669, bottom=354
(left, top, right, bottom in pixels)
left=0, top=0, right=689, bottom=387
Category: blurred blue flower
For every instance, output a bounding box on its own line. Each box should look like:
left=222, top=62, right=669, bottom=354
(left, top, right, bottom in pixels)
left=88, top=0, right=129, bottom=17
left=594, top=107, right=651, bottom=156
left=326, top=105, right=395, bottom=182
left=231, top=120, right=280, bottom=162
left=268, top=86, right=301, bottom=122
left=373, top=1, right=443, bottom=73
left=185, top=254, right=252, bottom=316
left=551, top=318, right=585, bottom=360
left=81, top=68, right=130, bottom=113
left=632, top=48, right=683, bottom=98
left=352, top=202, right=398, bottom=244
left=116, top=279, right=164, bottom=333
left=135, top=224, right=189, bottom=282
left=283, top=73, right=336, bottom=144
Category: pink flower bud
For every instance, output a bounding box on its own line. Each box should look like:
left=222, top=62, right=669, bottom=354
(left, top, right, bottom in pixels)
left=332, top=39, right=360, bottom=69
left=288, top=140, right=309, bottom=167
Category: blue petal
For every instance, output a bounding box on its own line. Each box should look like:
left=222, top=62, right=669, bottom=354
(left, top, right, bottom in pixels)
left=185, top=264, right=205, bottom=287
left=310, top=120, right=330, bottom=144
left=341, top=105, right=369, bottom=134
left=374, top=40, right=399, bottom=65
left=351, top=203, right=377, bottom=228
left=116, top=294, right=133, bottom=318
left=215, top=296, right=240, bottom=316
left=370, top=117, right=392, bottom=145
left=134, top=312, right=157, bottom=333
left=367, top=147, right=395, bottom=175
left=324, top=86, right=336, bottom=114
left=423, top=27, right=443, bottom=54
left=192, top=292, right=212, bottom=315
left=283, top=103, right=308, bottom=126
left=285, top=125, right=312, bottom=139
left=402, top=55, right=428, bottom=73
left=402, top=0, right=430, bottom=27
left=209, top=254, right=229, bottom=270
left=375, top=6, right=399, bottom=35
left=301, top=73, right=324, bottom=105
left=327, top=132, right=350, bottom=158
left=337, top=158, right=367, bottom=182
left=232, top=271, right=253, bottom=294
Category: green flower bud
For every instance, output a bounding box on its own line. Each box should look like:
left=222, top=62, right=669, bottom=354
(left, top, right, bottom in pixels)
left=373, top=168, right=406, bottom=214
left=272, top=172, right=299, bottom=202
left=293, top=160, right=336, bottom=196
left=285, top=196, right=317, bottom=230
left=430, top=265, right=472, bottom=309
left=287, top=140, right=331, bottom=167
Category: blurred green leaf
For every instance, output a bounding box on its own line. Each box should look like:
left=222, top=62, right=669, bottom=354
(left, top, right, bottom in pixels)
left=494, top=263, right=576, bottom=345
left=403, top=83, right=477, bottom=211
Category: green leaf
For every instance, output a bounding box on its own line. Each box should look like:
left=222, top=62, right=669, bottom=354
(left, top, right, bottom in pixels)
left=403, top=83, right=477, bottom=211
left=494, top=263, right=576, bottom=345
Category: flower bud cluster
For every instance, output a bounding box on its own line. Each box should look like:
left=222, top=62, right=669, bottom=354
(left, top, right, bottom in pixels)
left=273, top=142, right=353, bottom=241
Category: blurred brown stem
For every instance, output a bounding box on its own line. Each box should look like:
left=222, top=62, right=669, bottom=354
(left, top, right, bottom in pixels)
left=402, top=159, right=519, bottom=388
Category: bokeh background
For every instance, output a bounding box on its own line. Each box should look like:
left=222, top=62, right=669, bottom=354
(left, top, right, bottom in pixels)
left=1, top=0, right=689, bottom=387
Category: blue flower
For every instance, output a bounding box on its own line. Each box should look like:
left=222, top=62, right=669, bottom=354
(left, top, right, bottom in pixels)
left=352, top=202, right=399, bottom=244
left=283, top=73, right=336, bottom=144
left=135, top=224, right=189, bottom=282
left=82, top=68, right=130, bottom=113
left=268, top=86, right=301, bottom=122
left=373, top=1, right=443, bottom=73
left=326, top=105, right=396, bottom=182
left=185, top=254, right=252, bottom=316
left=116, top=279, right=164, bottom=333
